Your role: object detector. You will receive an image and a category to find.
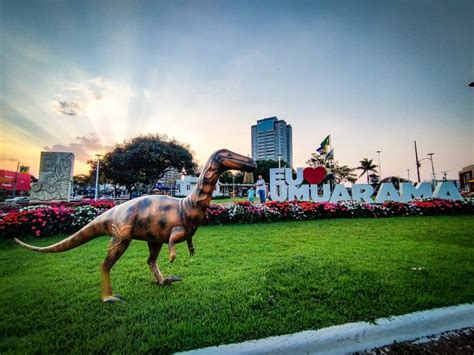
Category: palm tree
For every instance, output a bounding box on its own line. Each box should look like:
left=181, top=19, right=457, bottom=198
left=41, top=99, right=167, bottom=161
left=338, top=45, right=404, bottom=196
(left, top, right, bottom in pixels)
left=357, top=158, right=378, bottom=184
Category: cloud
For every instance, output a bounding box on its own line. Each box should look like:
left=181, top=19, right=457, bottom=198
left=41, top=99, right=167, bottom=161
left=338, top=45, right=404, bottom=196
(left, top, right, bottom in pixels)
left=52, top=77, right=110, bottom=116
left=57, top=100, right=83, bottom=116
left=43, top=133, right=113, bottom=162
left=49, top=77, right=135, bottom=145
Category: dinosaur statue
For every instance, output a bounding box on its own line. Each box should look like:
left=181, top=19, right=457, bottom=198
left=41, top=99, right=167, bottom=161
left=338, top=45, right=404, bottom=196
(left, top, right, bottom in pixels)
left=15, top=149, right=256, bottom=303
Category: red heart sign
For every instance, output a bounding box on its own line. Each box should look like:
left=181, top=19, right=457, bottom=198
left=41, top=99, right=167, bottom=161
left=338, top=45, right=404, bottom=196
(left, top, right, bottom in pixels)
left=303, top=167, right=327, bottom=184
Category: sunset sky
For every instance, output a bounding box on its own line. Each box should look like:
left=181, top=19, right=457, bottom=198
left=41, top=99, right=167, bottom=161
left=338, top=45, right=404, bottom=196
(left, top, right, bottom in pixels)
left=1, top=0, right=472, bottom=181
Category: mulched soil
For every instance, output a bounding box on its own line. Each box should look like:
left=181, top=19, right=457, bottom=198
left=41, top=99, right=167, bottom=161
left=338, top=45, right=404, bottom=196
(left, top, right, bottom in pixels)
left=360, top=327, right=474, bottom=354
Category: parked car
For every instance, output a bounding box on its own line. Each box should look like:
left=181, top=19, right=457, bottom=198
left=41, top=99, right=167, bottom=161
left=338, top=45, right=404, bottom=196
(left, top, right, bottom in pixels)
left=4, top=196, right=29, bottom=203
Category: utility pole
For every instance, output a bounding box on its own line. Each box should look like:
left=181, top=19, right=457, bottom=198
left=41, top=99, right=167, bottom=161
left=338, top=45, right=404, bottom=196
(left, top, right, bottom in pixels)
left=427, top=153, right=436, bottom=187
left=414, top=141, right=421, bottom=183
left=94, top=154, right=102, bottom=200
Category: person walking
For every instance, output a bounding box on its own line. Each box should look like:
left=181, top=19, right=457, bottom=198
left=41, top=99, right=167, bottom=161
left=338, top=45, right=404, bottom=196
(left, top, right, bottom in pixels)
left=255, top=175, right=266, bottom=203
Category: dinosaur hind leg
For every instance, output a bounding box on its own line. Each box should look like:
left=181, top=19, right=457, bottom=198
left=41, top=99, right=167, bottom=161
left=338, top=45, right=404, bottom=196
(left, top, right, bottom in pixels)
left=101, top=238, right=130, bottom=303
left=147, top=242, right=165, bottom=284
left=147, top=242, right=181, bottom=285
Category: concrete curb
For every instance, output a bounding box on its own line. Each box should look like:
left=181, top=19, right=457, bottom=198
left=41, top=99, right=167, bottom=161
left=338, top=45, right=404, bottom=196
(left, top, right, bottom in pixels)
left=178, top=303, right=474, bottom=354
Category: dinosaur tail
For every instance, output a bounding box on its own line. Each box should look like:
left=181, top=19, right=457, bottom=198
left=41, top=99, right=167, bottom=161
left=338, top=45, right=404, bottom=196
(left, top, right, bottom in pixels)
left=14, top=217, right=109, bottom=253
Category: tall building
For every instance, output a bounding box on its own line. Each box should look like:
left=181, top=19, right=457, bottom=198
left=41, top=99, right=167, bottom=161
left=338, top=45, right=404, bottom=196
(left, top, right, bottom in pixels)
left=251, top=116, right=293, bottom=166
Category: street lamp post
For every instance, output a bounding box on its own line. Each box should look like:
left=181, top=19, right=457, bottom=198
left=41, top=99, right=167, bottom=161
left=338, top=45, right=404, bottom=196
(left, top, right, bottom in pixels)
left=376, top=150, right=382, bottom=179
left=427, top=153, right=436, bottom=187
left=418, top=153, right=436, bottom=186
left=94, top=154, right=102, bottom=200
left=407, top=169, right=410, bottom=181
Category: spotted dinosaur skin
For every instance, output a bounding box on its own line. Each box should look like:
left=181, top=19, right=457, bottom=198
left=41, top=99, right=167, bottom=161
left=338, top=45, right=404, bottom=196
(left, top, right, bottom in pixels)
left=15, top=149, right=256, bottom=303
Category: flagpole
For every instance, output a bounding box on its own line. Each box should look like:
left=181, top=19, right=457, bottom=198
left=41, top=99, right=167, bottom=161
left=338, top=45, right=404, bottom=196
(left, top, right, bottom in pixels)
left=414, top=140, right=421, bottom=183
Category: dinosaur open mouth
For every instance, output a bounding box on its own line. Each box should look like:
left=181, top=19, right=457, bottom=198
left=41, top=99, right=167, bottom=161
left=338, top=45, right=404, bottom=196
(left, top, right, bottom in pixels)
left=231, top=157, right=256, bottom=172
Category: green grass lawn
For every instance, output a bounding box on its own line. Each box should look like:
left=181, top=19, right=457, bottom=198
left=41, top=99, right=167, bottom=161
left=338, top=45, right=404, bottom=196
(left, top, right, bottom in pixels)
left=1, top=216, right=473, bottom=353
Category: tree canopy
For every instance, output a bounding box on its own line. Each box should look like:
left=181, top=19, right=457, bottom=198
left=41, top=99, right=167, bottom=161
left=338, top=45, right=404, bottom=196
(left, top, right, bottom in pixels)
left=253, top=159, right=289, bottom=182
left=88, top=134, right=196, bottom=192
left=218, top=171, right=244, bottom=184
left=357, top=158, right=378, bottom=184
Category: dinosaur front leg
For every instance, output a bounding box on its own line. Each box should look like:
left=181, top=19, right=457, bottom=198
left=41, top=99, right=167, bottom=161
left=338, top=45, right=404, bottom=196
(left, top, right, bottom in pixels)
left=148, top=241, right=182, bottom=285
left=101, top=238, right=130, bottom=303
left=168, top=226, right=186, bottom=263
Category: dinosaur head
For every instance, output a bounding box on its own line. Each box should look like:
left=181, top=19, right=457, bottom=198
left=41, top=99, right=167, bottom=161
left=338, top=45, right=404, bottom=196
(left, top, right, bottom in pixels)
left=213, top=149, right=257, bottom=173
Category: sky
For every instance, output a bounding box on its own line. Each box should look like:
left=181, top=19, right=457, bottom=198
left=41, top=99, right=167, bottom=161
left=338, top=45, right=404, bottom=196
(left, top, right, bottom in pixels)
left=1, top=0, right=472, bottom=182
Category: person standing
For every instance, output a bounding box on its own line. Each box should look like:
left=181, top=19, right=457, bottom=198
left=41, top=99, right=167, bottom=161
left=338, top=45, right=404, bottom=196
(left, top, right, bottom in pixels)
left=255, top=175, right=266, bottom=203
left=247, top=187, right=256, bottom=204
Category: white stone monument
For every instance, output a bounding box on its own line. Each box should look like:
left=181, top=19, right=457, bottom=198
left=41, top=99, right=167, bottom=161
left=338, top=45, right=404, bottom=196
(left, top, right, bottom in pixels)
left=30, top=152, right=75, bottom=201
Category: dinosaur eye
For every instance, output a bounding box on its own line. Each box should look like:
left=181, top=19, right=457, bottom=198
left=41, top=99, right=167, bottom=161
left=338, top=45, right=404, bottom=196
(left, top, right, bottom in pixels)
left=227, top=153, right=232, bottom=157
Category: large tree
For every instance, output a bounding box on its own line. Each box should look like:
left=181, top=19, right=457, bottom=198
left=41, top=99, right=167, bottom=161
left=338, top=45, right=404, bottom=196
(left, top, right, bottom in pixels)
left=306, top=154, right=357, bottom=184
left=218, top=171, right=244, bottom=184
left=89, top=134, right=196, bottom=195
left=357, top=158, right=378, bottom=184
left=253, top=159, right=289, bottom=182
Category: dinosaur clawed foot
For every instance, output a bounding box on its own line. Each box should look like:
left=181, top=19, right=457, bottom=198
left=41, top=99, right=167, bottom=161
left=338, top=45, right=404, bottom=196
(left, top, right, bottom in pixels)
left=102, top=294, right=125, bottom=303
left=158, top=275, right=182, bottom=285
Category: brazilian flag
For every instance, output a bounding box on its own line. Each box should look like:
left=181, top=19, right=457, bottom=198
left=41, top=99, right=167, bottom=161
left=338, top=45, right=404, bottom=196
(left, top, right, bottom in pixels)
left=320, top=135, right=330, bottom=148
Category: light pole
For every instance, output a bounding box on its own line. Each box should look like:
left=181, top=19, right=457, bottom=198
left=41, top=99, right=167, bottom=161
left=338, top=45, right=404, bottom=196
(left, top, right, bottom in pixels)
left=277, top=155, right=282, bottom=169
left=407, top=169, right=410, bottom=181
left=418, top=153, right=436, bottom=186
left=427, top=153, right=436, bottom=187
left=376, top=150, right=382, bottom=179
left=94, top=154, right=102, bottom=200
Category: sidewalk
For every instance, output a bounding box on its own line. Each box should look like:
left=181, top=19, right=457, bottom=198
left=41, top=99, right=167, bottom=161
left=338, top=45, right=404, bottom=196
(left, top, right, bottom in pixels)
left=178, top=303, right=474, bottom=355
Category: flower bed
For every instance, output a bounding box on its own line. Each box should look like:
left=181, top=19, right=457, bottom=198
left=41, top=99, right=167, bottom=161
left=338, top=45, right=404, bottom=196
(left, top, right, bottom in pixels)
left=0, top=199, right=472, bottom=238
left=202, top=199, right=473, bottom=225
left=0, top=200, right=116, bottom=238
